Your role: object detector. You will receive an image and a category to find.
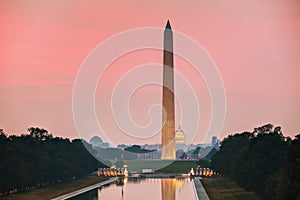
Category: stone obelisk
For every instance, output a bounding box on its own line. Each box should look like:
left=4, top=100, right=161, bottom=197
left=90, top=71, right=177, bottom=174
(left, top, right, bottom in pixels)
left=161, top=20, right=176, bottom=160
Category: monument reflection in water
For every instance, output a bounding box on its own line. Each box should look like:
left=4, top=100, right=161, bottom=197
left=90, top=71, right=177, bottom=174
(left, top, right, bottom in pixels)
left=69, top=178, right=196, bottom=200
left=161, top=178, right=176, bottom=200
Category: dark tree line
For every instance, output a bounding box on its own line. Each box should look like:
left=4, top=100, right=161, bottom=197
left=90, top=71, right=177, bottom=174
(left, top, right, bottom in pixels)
left=270, top=134, right=300, bottom=200
left=0, top=127, right=107, bottom=196
left=211, top=124, right=300, bottom=199
left=93, top=145, right=155, bottom=161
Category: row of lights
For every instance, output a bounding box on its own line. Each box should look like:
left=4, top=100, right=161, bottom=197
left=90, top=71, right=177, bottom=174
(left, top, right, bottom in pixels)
left=97, top=165, right=128, bottom=177
left=193, top=167, right=220, bottom=177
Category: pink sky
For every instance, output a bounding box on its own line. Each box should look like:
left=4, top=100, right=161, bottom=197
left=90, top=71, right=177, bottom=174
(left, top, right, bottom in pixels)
left=1, top=0, right=300, bottom=144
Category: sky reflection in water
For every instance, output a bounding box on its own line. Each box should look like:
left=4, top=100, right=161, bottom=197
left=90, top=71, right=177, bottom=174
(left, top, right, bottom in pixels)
left=70, top=178, right=196, bottom=200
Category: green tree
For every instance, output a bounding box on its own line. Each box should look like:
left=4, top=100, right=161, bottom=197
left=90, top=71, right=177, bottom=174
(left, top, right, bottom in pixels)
left=0, top=128, right=107, bottom=196
left=272, top=134, right=300, bottom=200
left=211, top=124, right=291, bottom=198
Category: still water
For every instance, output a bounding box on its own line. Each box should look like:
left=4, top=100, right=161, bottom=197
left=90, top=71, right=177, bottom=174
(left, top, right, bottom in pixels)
left=69, top=178, right=197, bottom=200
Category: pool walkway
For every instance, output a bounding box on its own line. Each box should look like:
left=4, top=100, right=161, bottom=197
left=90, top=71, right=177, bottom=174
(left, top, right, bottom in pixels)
left=51, top=177, right=118, bottom=200
left=193, top=177, right=210, bottom=200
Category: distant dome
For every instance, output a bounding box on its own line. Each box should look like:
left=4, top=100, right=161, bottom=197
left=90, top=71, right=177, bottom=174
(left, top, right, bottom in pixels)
left=175, top=125, right=186, bottom=144
left=89, top=136, right=103, bottom=144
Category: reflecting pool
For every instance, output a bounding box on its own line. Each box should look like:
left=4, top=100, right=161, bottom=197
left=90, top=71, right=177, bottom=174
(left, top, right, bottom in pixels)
left=69, top=178, right=197, bottom=200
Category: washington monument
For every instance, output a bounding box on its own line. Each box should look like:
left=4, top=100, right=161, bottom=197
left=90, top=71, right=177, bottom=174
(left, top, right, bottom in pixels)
left=161, top=20, right=176, bottom=160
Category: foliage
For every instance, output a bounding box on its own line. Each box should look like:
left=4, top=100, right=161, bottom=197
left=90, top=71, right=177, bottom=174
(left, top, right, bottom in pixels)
left=212, top=131, right=253, bottom=176
left=124, top=145, right=154, bottom=153
left=271, top=134, right=300, bottom=200
left=211, top=124, right=299, bottom=199
left=92, top=145, right=155, bottom=161
left=0, top=127, right=107, bottom=196
left=197, top=159, right=211, bottom=168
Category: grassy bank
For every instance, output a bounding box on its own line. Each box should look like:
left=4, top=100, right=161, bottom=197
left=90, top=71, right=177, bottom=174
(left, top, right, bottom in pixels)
left=2, top=176, right=109, bottom=200
left=201, top=177, right=262, bottom=200
left=156, top=160, right=198, bottom=173
left=120, top=160, right=197, bottom=173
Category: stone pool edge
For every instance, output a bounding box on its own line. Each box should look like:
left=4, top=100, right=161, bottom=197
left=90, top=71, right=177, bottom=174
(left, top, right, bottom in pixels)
left=51, top=177, right=118, bottom=200
left=192, top=177, right=210, bottom=200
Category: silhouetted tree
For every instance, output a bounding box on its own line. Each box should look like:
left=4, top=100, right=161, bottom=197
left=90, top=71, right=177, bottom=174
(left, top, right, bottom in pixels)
left=271, top=134, right=300, bottom=200
left=211, top=124, right=292, bottom=198
left=0, top=128, right=107, bottom=196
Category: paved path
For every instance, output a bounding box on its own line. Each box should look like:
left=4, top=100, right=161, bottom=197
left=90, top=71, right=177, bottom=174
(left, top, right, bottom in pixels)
left=51, top=177, right=118, bottom=200
left=193, top=177, right=210, bottom=200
